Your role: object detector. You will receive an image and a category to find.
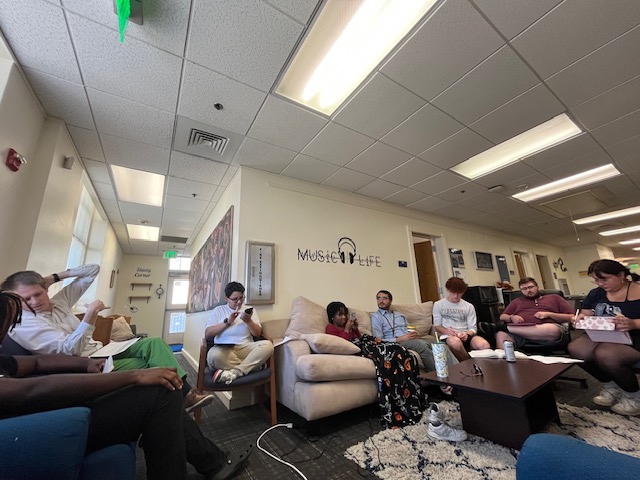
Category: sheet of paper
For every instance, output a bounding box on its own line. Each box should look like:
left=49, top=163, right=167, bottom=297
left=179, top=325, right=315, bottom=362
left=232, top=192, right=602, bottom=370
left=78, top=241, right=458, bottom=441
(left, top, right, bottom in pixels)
left=89, top=337, right=141, bottom=358
left=586, top=329, right=632, bottom=345
left=274, top=336, right=293, bottom=347
left=469, top=349, right=528, bottom=359
left=102, top=355, right=114, bottom=373
left=528, top=355, right=583, bottom=364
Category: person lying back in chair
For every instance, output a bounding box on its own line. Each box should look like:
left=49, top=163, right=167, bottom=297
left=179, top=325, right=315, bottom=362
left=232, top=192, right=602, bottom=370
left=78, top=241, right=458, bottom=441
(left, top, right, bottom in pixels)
left=1, top=264, right=214, bottom=413
left=497, top=277, right=574, bottom=350
left=205, top=282, right=273, bottom=384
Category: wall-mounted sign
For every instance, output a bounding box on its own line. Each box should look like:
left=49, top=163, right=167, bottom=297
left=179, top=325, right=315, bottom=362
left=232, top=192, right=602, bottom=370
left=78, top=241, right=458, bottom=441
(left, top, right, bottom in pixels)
left=245, top=241, right=275, bottom=305
left=297, top=236, right=382, bottom=268
left=449, top=248, right=465, bottom=269
left=163, top=250, right=178, bottom=259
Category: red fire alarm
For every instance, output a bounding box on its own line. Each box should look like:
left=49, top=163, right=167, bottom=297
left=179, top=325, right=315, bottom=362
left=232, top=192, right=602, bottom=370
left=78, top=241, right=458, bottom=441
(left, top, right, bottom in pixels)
left=6, top=148, right=27, bottom=172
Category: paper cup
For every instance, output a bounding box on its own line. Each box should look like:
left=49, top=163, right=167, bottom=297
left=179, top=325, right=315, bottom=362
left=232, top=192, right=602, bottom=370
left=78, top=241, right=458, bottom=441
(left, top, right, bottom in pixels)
left=432, top=343, right=449, bottom=378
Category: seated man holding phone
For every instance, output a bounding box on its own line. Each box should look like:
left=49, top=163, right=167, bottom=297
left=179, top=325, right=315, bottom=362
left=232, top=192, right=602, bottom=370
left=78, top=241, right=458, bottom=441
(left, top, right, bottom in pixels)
left=497, top=277, right=575, bottom=350
left=205, top=282, right=274, bottom=384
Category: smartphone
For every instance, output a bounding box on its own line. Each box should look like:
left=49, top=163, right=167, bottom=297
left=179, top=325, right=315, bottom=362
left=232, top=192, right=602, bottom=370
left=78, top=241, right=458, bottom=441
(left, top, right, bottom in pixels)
left=244, top=307, right=254, bottom=314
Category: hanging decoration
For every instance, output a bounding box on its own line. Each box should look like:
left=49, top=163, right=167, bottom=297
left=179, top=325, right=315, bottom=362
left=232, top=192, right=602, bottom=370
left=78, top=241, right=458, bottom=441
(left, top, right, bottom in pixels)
left=116, top=0, right=131, bottom=43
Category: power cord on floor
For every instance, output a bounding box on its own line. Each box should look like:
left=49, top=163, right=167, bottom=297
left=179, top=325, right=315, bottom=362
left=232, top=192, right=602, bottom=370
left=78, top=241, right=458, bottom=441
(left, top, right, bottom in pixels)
left=256, top=423, right=308, bottom=480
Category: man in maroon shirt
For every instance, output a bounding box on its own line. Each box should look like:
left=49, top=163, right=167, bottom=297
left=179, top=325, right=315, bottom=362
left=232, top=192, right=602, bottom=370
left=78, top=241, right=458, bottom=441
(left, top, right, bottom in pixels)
left=497, top=277, right=575, bottom=350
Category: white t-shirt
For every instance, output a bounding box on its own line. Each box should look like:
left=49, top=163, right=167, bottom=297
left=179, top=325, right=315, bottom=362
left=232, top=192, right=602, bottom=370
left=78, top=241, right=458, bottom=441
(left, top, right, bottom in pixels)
left=206, top=304, right=261, bottom=345
left=433, top=298, right=477, bottom=339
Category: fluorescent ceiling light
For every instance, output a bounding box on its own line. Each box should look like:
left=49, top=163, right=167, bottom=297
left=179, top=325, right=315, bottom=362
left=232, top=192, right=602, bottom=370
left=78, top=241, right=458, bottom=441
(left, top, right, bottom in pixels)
left=600, top=225, right=640, bottom=237
left=275, top=0, right=437, bottom=116
left=620, top=238, right=640, bottom=245
left=112, top=165, right=164, bottom=206
left=452, top=114, right=582, bottom=179
left=634, top=247, right=640, bottom=251
left=573, top=206, right=640, bottom=225
left=127, top=224, right=159, bottom=242
left=512, top=164, right=621, bottom=203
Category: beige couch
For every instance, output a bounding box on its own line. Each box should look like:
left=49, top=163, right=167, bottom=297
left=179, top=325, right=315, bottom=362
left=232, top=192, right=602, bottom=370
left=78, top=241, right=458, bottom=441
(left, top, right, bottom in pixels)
left=261, top=296, right=436, bottom=422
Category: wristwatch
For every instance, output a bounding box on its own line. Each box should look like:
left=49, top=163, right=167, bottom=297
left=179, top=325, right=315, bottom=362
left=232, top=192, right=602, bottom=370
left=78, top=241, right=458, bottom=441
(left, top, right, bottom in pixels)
left=52, top=273, right=60, bottom=283
left=223, top=318, right=229, bottom=324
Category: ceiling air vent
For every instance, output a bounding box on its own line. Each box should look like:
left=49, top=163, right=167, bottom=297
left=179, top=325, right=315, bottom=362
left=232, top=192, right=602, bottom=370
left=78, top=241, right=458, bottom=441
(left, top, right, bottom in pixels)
left=161, top=235, right=188, bottom=244
left=173, top=116, right=243, bottom=163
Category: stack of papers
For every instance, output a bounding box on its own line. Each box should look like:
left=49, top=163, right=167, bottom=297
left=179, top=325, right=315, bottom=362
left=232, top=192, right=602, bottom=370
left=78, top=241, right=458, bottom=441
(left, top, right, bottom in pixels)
left=469, top=349, right=528, bottom=360
left=89, top=337, right=140, bottom=358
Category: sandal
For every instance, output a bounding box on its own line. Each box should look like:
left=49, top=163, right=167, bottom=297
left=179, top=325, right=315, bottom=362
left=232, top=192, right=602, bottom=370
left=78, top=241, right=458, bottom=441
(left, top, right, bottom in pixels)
left=209, top=444, right=253, bottom=480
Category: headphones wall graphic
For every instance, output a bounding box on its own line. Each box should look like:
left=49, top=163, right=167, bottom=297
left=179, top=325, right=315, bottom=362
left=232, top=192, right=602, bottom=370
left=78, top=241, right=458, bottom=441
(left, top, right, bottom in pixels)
left=338, top=237, right=356, bottom=264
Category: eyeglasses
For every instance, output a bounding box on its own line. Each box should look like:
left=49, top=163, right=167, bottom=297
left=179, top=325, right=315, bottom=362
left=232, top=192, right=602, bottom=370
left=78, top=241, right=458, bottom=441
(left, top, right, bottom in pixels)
left=228, top=295, right=245, bottom=302
left=520, top=285, right=537, bottom=291
left=460, top=364, right=483, bottom=377
left=376, top=296, right=390, bottom=300
left=591, top=276, right=615, bottom=285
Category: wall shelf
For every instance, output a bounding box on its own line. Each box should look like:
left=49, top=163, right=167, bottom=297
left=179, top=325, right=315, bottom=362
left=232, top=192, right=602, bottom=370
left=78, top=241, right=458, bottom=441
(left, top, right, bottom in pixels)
left=128, top=296, right=151, bottom=304
left=130, top=283, right=152, bottom=291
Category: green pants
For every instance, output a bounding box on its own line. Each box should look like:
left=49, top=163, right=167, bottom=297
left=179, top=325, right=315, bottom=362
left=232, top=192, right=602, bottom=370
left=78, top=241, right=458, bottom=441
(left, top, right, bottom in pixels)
left=112, top=337, right=186, bottom=378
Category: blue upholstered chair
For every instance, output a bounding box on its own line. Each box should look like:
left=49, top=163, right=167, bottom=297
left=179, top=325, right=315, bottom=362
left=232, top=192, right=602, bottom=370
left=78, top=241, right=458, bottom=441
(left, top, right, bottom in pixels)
left=0, top=407, right=135, bottom=480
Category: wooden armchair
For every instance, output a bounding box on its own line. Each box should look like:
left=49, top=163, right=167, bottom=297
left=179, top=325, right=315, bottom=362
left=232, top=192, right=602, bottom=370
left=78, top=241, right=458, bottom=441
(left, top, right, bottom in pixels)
left=194, top=337, right=277, bottom=426
left=76, top=314, right=132, bottom=345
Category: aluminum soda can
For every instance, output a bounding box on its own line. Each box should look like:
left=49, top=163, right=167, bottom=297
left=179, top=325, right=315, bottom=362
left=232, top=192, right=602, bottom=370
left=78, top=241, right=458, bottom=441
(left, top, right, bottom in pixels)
left=504, top=341, right=516, bottom=362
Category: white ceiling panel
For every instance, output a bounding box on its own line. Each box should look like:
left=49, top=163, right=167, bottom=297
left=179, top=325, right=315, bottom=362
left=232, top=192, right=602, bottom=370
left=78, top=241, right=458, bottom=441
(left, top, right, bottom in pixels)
left=100, top=198, right=119, bottom=215
left=407, top=196, right=451, bottom=213
left=247, top=95, right=327, bottom=152
left=321, top=168, right=376, bottom=192
left=607, top=134, right=640, bottom=165
left=419, top=128, right=493, bottom=170
left=92, top=181, right=117, bottom=201
left=119, top=202, right=163, bottom=226
left=106, top=210, right=123, bottom=224
left=411, top=170, right=467, bottom=195
left=101, top=134, right=170, bottom=175
left=219, top=165, right=239, bottom=186
left=88, top=89, right=174, bottom=148
left=162, top=208, right=203, bottom=227
left=166, top=177, right=217, bottom=202
left=472, top=161, right=542, bottom=188
left=129, top=240, right=159, bottom=256
left=381, top=104, right=463, bottom=156
left=542, top=150, right=610, bottom=181
left=232, top=137, right=295, bottom=174
left=384, top=188, right=426, bottom=206
left=356, top=179, right=404, bottom=200
left=168, top=152, right=229, bottom=184
left=590, top=108, right=640, bottom=147
left=434, top=181, right=487, bottom=202
left=334, top=73, right=425, bottom=139
left=82, top=159, right=111, bottom=184
left=381, top=0, right=503, bottom=101
left=68, top=126, right=104, bottom=162
left=473, top=0, right=562, bottom=40
left=188, top=0, right=303, bottom=91
left=164, top=194, right=209, bottom=213
left=280, top=154, right=338, bottom=184
left=430, top=203, right=484, bottom=221
left=521, top=134, right=602, bottom=172
left=346, top=142, right=412, bottom=177
left=179, top=62, right=266, bottom=135
left=266, top=0, right=318, bottom=24
left=381, top=158, right=441, bottom=188
left=302, top=123, right=374, bottom=167
left=432, top=46, right=539, bottom=125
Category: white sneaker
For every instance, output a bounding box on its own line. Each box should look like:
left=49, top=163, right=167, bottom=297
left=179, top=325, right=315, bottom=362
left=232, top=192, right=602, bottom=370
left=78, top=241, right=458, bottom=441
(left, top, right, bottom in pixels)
left=611, top=395, right=640, bottom=416
left=593, top=386, right=622, bottom=407
left=428, top=402, right=445, bottom=424
left=212, top=369, right=237, bottom=385
left=428, top=420, right=467, bottom=441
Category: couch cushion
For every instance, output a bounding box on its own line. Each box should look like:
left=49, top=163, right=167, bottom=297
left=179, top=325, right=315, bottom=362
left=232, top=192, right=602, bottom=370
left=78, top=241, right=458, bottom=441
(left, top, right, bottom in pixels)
left=285, top=296, right=328, bottom=338
left=296, top=354, right=376, bottom=382
left=110, top=317, right=135, bottom=342
left=348, top=308, right=372, bottom=335
left=300, top=333, right=361, bottom=355
left=394, top=302, right=434, bottom=337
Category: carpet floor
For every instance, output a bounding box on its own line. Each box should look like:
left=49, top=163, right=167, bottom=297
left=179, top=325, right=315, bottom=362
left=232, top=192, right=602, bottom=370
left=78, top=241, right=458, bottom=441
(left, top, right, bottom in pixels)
left=345, top=401, right=640, bottom=480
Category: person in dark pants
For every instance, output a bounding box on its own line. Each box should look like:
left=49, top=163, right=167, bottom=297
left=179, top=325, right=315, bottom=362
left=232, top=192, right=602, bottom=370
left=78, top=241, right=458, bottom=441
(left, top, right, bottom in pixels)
left=0, top=290, right=251, bottom=480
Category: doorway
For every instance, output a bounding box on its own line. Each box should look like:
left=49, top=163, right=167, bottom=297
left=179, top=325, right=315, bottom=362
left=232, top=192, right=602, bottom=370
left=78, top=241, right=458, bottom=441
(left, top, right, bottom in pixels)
left=536, top=254, right=554, bottom=290
left=413, top=236, right=440, bottom=302
left=513, top=252, right=527, bottom=280
left=162, top=274, right=189, bottom=345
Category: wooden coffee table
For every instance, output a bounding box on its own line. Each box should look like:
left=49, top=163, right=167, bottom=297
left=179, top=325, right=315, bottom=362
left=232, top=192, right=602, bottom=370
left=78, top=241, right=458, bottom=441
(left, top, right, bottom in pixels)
left=420, top=358, right=573, bottom=449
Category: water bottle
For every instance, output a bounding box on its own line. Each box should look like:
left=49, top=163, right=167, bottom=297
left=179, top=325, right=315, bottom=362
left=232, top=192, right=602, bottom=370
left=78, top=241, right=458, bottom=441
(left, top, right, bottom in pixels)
left=504, top=341, right=516, bottom=362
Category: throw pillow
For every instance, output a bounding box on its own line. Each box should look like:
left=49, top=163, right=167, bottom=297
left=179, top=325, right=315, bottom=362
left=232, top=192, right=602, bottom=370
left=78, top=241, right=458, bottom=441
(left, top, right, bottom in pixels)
left=394, top=302, right=434, bottom=336
left=300, top=333, right=361, bottom=355
left=110, top=316, right=135, bottom=341
left=285, top=296, right=328, bottom=338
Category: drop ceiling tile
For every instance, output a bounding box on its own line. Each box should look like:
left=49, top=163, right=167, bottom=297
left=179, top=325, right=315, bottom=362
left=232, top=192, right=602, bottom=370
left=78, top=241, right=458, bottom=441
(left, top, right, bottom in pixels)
left=334, top=73, right=425, bottom=139
left=68, top=14, right=181, bottom=112
left=419, top=128, right=493, bottom=169
left=321, top=168, right=376, bottom=192
left=0, top=0, right=81, bottom=82
left=411, top=171, right=467, bottom=195
left=23, top=68, right=94, bottom=129
left=545, top=25, right=640, bottom=108
left=232, top=137, right=295, bottom=174
left=301, top=123, right=374, bottom=167
left=166, top=177, right=217, bottom=202
left=220, top=165, right=239, bottom=186
left=381, top=158, right=441, bottom=188
left=407, top=196, right=451, bottom=213
left=572, top=74, right=640, bottom=130
left=164, top=194, right=209, bottom=213
left=106, top=210, right=123, bottom=224
left=249, top=97, right=326, bottom=152
left=430, top=203, right=484, bottom=221
left=266, top=0, right=318, bottom=24
left=281, top=154, right=339, bottom=184
left=473, top=0, right=562, bottom=40
left=180, top=62, right=266, bottom=135
left=542, top=150, right=610, bottom=181
left=590, top=108, right=640, bottom=147
left=607, top=133, right=640, bottom=165
left=470, top=84, right=565, bottom=144
left=434, top=181, right=487, bottom=202
left=188, top=0, right=302, bottom=91
left=456, top=192, right=509, bottom=212
left=119, top=202, right=163, bottom=226
left=68, top=126, right=104, bottom=161
left=384, top=189, right=426, bottom=206
left=129, top=240, right=159, bottom=255
left=511, top=0, right=640, bottom=79
left=432, top=46, right=539, bottom=124
left=381, top=0, right=503, bottom=100
left=472, top=161, right=541, bottom=188
left=88, top=89, right=174, bottom=149
left=346, top=142, right=412, bottom=177
left=521, top=134, right=602, bottom=172
left=355, top=179, right=404, bottom=200
left=498, top=172, right=555, bottom=194
left=101, top=134, right=170, bottom=175
left=99, top=198, right=119, bottom=215
left=381, top=104, right=464, bottom=156
left=168, top=152, right=228, bottom=184
left=92, top=181, right=116, bottom=200
left=162, top=208, right=202, bottom=227
left=82, top=159, right=111, bottom=184
left=62, top=0, right=190, bottom=56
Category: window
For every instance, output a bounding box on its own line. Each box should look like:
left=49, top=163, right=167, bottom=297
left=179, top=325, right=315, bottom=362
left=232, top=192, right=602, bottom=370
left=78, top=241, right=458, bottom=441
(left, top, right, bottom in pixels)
left=169, top=257, right=191, bottom=271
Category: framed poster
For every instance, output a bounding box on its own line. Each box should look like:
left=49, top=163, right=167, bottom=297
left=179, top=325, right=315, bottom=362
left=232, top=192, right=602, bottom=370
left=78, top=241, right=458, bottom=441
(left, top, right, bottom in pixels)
left=245, top=241, right=275, bottom=304
left=474, top=251, right=494, bottom=271
left=449, top=248, right=465, bottom=269
left=495, top=255, right=510, bottom=282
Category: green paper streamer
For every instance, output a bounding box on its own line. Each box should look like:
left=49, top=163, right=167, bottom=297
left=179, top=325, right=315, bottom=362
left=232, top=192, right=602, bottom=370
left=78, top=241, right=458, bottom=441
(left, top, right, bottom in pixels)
left=116, top=0, right=131, bottom=43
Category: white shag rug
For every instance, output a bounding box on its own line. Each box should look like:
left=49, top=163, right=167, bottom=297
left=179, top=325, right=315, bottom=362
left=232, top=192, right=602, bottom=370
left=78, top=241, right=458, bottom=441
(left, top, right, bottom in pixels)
left=345, top=402, right=640, bottom=480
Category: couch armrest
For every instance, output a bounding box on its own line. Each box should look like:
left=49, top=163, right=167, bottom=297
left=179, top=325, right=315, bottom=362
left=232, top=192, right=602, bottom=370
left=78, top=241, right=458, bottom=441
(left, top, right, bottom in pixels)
left=274, top=339, right=311, bottom=411
left=262, top=318, right=289, bottom=341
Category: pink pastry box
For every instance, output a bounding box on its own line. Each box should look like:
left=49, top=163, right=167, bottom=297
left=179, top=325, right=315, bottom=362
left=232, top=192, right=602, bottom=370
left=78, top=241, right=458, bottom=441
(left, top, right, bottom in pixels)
left=574, top=316, right=616, bottom=330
